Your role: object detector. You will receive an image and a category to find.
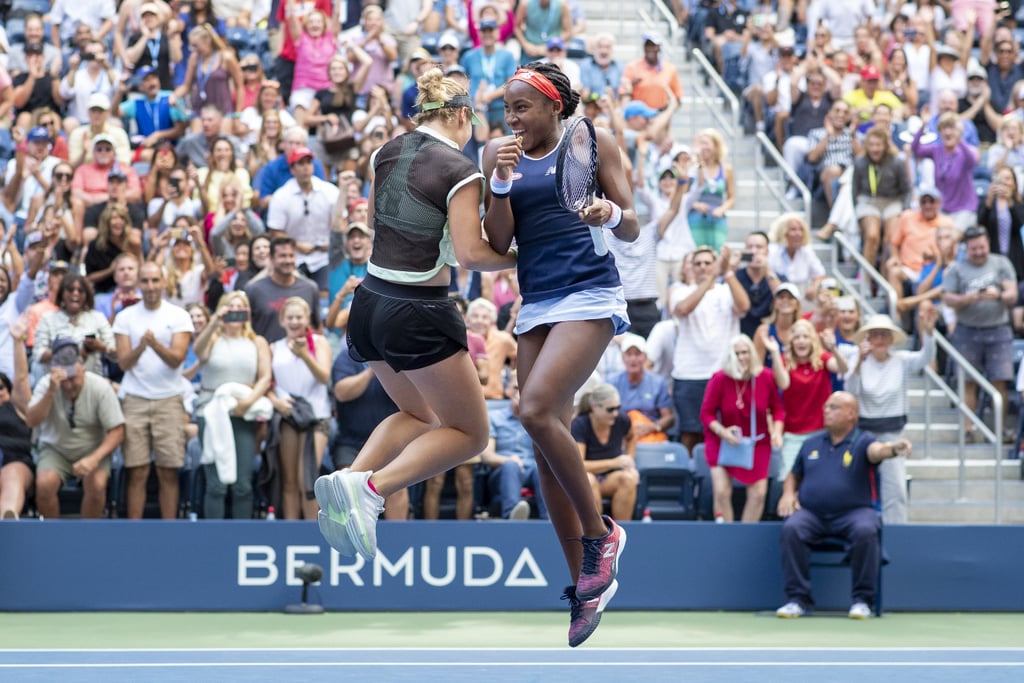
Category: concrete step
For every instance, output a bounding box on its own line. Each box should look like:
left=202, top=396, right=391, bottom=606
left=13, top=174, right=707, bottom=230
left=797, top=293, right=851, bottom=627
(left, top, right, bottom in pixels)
left=908, top=501, right=1024, bottom=524
left=905, top=458, right=1022, bottom=480
left=909, top=479, right=1024, bottom=503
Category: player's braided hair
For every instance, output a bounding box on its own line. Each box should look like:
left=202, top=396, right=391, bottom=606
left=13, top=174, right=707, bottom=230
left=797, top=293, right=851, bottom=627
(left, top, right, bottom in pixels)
left=522, top=61, right=579, bottom=119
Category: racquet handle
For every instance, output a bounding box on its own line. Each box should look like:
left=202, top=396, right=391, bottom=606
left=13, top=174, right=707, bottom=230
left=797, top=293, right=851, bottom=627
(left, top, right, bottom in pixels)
left=589, top=225, right=607, bottom=256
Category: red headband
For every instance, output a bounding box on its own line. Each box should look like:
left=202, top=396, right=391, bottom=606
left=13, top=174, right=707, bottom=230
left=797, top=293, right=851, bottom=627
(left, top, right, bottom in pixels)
left=508, top=69, right=562, bottom=105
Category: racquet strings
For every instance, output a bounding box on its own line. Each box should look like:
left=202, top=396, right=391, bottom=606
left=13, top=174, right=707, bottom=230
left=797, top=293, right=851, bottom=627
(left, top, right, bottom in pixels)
left=558, top=121, right=598, bottom=212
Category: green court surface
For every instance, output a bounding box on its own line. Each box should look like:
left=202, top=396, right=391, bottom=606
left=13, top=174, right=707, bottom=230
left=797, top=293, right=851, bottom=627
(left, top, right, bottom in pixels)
left=1, top=611, right=1021, bottom=650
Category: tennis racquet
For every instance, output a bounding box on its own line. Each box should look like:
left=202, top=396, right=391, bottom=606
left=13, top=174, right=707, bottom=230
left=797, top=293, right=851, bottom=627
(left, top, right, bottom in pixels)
left=555, top=116, right=606, bottom=255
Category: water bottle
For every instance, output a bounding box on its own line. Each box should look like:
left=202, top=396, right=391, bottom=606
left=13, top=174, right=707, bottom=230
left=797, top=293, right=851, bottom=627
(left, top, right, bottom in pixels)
left=188, top=511, right=198, bottom=522
left=266, top=506, right=276, bottom=521
left=715, top=512, right=725, bottom=524
left=641, top=508, right=653, bottom=523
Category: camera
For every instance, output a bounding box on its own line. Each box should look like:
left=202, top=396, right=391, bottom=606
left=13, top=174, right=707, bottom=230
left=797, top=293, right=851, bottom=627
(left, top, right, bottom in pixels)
left=740, top=251, right=754, bottom=265
left=169, top=177, right=181, bottom=189
left=170, top=227, right=185, bottom=240
left=82, top=52, right=96, bottom=62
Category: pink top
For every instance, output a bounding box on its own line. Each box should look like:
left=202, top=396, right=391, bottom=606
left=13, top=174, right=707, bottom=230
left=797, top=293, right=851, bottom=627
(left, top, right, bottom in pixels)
left=72, top=164, right=142, bottom=201
left=467, top=2, right=516, bottom=46
left=491, top=276, right=517, bottom=310
left=293, top=32, right=337, bottom=92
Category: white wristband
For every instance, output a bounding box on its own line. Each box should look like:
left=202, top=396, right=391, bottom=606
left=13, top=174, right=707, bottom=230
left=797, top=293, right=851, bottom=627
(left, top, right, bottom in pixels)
left=602, top=200, right=623, bottom=229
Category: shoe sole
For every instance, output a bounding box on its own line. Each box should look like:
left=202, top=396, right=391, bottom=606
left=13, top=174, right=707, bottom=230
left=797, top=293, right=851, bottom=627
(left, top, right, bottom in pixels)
left=341, top=471, right=378, bottom=561
left=315, top=475, right=357, bottom=557
left=849, top=611, right=870, bottom=620
left=576, top=523, right=627, bottom=600
left=776, top=611, right=803, bottom=619
left=317, top=510, right=357, bottom=557
left=509, top=500, right=530, bottom=520
left=569, top=579, right=619, bottom=648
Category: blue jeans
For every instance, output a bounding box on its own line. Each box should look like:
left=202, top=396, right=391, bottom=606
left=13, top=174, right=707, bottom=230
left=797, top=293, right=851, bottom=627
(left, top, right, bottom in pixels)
left=488, top=459, right=548, bottom=519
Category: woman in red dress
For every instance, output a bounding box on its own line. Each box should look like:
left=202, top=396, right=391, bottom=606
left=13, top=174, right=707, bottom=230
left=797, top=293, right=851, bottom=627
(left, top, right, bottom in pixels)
left=701, top=334, right=784, bottom=523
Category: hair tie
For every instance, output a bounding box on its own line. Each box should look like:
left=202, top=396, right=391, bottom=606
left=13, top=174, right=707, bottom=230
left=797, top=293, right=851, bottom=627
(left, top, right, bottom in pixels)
left=508, top=69, right=563, bottom=105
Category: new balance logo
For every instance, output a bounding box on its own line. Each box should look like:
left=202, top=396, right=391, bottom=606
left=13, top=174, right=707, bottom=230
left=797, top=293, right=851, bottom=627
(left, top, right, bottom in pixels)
left=603, top=541, right=616, bottom=559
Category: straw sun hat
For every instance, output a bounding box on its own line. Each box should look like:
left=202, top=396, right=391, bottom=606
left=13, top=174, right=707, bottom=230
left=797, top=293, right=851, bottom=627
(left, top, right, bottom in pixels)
left=852, top=314, right=907, bottom=345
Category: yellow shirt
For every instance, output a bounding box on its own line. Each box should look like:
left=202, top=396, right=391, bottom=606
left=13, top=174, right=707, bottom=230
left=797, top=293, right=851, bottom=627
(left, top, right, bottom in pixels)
left=843, top=88, right=905, bottom=121
left=196, top=168, right=253, bottom=213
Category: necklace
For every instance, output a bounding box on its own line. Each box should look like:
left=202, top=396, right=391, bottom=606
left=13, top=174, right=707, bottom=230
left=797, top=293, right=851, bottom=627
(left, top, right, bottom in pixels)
left=734, top=378, right=748, bottom=410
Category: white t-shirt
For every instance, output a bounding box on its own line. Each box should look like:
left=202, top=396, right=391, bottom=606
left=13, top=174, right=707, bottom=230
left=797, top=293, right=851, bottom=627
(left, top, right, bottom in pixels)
left=146, top=197, right=202, bottom=232
left=3, top=155, right=59, bottom=219
left=669, top=282, right=741, bottom=381
left=112, top=300, right=194, bottom=400
left=267, top=177, right=339, bottom=272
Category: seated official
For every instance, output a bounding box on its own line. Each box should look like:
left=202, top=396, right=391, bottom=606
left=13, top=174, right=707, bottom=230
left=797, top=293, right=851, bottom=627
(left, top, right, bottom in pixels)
left=775, top=391, right=911, bottom=620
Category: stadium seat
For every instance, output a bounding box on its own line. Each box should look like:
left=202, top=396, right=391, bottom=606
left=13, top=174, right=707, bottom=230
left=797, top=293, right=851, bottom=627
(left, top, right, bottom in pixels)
left=690, top=443, right=714, bottom=520
left=634, top=441, right=696, bottom=526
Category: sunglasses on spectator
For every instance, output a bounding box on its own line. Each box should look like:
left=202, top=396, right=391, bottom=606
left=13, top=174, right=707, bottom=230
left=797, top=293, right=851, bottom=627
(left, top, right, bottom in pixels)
left=242, top=64, right=260, bottom=71
left=603, top=405, right=621, bottom=414
left=39, top=119, right=56, bottom=126
left=54, top=172, right=72, bottom=180
left=95, top=145, right=114, bottom=152
left=920, top=197, right=938, bottom=204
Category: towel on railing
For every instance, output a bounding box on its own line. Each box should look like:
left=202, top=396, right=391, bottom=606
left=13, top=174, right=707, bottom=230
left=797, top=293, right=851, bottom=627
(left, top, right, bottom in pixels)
left=200, top=383, right=274, bottom=485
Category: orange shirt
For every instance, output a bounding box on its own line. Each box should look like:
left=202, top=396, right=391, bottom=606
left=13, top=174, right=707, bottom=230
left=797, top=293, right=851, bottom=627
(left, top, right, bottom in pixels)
left=618, top=57, right=683, bottom=110
left=891, top=209, right=953, bottom=272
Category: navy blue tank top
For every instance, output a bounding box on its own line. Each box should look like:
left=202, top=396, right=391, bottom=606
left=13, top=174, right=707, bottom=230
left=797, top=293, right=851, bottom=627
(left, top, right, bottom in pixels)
left=507, top=140, right=621, bottom=305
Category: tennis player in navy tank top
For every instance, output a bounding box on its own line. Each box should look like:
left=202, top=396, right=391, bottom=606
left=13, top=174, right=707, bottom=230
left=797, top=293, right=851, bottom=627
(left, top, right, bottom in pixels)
left=482, top=62, right=639, bottom=647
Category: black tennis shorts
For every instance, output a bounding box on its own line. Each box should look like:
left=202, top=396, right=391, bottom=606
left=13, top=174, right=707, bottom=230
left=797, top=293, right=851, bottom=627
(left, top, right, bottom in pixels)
left=346, top=274, right=468, bottom=372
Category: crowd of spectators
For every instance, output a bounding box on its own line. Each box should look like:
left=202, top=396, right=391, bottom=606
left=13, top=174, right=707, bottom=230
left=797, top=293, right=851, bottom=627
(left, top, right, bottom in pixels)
left=0, top=1, right=1020, bottom=528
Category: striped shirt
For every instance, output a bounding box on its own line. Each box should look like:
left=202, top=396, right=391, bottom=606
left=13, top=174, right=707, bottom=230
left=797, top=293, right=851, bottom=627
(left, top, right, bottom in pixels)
left=806, top=127, right=853, bottom=168
left=846, top=333, right=936, bottom=423
left=607, top=219, right=659, bottom=300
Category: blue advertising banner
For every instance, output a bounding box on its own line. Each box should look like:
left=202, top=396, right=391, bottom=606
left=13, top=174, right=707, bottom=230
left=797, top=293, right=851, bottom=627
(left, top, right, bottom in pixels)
left=1, top=521, right=1022, bottom=612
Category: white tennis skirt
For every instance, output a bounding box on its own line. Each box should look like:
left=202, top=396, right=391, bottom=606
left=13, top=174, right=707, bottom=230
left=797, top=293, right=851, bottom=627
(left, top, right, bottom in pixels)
left=515, top=286, right=631, bottom=336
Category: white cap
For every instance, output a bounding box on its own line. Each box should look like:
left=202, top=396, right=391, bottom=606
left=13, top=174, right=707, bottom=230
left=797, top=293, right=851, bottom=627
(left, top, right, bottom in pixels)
left=620, top=333, right=647, bottom=355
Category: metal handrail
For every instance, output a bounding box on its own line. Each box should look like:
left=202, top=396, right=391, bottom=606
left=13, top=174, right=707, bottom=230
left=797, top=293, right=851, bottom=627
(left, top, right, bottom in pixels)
left=923, top=336, right=1004, bottom=523
left=830, top=234, right=1005, bottom=523
left=830, top=232, right=900, bottom=317
left=752, top=131, right=811, bottom=230
left=689, top=48, right=741, bottom=133
left=646, top=0, right=680, bottom=40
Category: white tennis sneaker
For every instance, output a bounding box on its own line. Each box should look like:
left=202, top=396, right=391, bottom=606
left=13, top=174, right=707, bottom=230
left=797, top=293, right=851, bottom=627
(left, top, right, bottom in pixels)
left=776, top=601, right=806, bottom=618
left=848, top=602, right=872, bottom=619
left=315, top=469, right=384, bottom=561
